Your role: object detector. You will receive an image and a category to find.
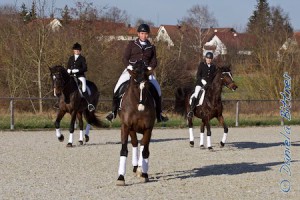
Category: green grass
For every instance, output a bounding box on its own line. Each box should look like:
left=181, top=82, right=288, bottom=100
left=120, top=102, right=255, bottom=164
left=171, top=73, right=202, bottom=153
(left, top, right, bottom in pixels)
left=1, top=112, right=299, bottom=130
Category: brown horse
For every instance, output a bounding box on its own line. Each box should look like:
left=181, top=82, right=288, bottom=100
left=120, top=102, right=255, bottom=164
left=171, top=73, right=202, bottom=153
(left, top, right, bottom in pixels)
left=49, top=65, right=102, bottom=147
left=116, top=61, right=156, bottom=186
left=175, top=66, right=238, bottom=150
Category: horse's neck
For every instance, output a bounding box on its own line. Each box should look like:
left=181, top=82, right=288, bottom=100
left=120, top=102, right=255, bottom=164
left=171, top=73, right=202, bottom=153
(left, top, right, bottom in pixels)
left=209, top=72, right=222, bottom=103
left=63, top=77, right=78, bottom=97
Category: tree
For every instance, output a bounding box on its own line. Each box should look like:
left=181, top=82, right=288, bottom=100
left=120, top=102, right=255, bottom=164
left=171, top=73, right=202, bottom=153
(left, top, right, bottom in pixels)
left=61, top=5, right=72, bottom=24
left=103, top=6, right=129, bottom=23
left=247, top=0, right=271, bottom=35
left=180, top=4, right=218, bottom=58
left=134, top=18, right=154, bottom=27
left=31, top=1, right=37, bottom=20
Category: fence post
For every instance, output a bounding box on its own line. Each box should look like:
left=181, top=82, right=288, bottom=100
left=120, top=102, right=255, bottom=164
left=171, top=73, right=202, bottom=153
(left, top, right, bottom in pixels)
left=280, top=118, right=284, bottom=126
left=10, top=99, right=14, bottom=130
left=235, top=101, right=239, bottom=127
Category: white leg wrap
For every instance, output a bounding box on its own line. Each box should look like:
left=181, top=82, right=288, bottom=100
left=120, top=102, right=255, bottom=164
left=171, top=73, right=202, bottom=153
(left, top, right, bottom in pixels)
left=142, top=158, right=149, bottom=173
left=200, top=133, right=204, bottom=146
left=189, top=128, right=194, bottom=141
left=79, top=130, right=83, bottom=141
left=68, top=133, right=73, bottom=144
left=138, top=146, right=144, bottom=167
left=118, top=156, right=127, bottom=176
left=222, top=133, right=228, bottom=143
left=132, top=147, right=138, bottom=166
left=207, top=136, right=211, bottom=147
left=85, top=124, right=91, bottom=136
left=55, top=129, right=61, bottom=138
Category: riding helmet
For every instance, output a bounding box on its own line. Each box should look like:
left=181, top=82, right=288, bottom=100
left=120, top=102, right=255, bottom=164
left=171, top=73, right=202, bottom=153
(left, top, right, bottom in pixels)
left=137, top=24, right=150, bottom=33
left=205, top=52, right=214, bottom=59
left=72, top=42, right=82, bottom=50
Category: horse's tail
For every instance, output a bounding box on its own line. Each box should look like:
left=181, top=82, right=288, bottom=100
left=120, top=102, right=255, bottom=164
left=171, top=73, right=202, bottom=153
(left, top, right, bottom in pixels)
left=174, top=87, right=192, bottom=116
left=83, top=110, right=102, bottom=128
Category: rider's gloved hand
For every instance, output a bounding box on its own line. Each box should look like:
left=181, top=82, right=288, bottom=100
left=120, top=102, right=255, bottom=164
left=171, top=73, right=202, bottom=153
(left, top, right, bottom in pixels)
left=72, top=69, right=79, bottom=73
left=147, top=67, right=152, bottom=71
left=67, top=69, right=71, bottom=74
left=127, top=65, right=133, bottom=71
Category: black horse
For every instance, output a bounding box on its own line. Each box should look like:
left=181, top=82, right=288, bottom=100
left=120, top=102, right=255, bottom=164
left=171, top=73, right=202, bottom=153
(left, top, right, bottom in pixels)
left=175, top=66, right=238, bottom=150
left=49, top=65, right=102, bottom=147
left=116, top=61, right=156, bottom=186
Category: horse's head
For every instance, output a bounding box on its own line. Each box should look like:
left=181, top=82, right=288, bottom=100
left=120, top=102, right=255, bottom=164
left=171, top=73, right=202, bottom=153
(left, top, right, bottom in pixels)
left=49, top=65, right=69, bottom=96
left=219, top=65, right=238, bottom=91
left=127, top=61, right=153, bottom=84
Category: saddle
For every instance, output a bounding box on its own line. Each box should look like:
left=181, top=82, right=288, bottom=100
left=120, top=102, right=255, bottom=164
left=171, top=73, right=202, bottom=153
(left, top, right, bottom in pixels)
left=189, top=89, right=205, bottom=106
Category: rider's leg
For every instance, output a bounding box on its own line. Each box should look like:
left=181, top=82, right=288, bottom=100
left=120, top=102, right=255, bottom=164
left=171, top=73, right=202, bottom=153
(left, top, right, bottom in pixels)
left=149, top=75, right=168, bottom=123
left=78, top=76, right=88, bottom=98
left=187, top=85, right=202, bottom=118
left=106, top=69, right=130, bottom=122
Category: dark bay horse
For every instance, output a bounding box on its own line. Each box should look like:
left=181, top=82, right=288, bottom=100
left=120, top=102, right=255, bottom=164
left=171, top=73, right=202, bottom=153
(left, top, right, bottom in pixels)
left=175, top=66, right=238, bottom=150
left=49, top=65, right=102, bottom=147
left=116, top=61, right=156, bottom=186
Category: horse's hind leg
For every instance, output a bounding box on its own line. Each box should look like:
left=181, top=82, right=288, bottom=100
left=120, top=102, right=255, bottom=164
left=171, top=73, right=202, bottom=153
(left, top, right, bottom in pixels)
left=77, top=112, right=84, bottom=145
left=187, top=116, right=194, bottom=147
left=116, top=125, right=129, bottom=186
left=55, top=110, right=66, bottom=142
left=218, top=115, right=228, bottom=147
left=130, top=131, right=138, bottom=173
left=200, top=121, right=205, bottom=149
left=137, top=129, right=152, bottom=183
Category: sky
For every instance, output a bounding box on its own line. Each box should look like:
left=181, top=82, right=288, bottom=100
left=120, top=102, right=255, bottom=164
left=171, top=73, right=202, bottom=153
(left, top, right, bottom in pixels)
left=2, top=0, right=300, bottom=31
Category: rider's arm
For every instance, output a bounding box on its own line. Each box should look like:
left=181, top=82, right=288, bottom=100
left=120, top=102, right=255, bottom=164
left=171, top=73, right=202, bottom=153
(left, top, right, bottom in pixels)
left=148, top=45, right=157, bottom=69
left=122, top=42, right=132, bottom=67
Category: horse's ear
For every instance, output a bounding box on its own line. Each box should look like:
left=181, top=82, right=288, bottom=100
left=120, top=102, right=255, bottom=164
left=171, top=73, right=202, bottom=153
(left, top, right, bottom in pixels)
left=146, top=69, right=153, bottom=77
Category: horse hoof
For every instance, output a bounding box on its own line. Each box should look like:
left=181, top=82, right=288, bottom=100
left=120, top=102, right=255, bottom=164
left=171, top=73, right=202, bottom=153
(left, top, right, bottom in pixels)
left=58, top=135, right=64, bottom=142
left=208, top=147, right=214, bottom=151
left=136, top=167, right=142, bottom=177
left=133, top=166, right=138, bottom=173
left=85, top=135, right=89, bottom=143
left=116, top=175, right=125, bottom=186
left=189, top=141, right=194, bottom=147
left=200, top=145, right=205, bottom=149
left=66, top=143, right=72, bottom=147
left=79, top=141, right=83, bottom=145
left=220, top=141, right=225, bottom=147
left=141, top=173, right=149, bottom=183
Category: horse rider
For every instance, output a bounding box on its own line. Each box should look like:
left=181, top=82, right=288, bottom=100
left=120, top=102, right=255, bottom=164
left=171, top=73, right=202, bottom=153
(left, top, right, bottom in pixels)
left=105, top=23, right=168, bottom=123
left=187, top=52, right=217, bottom=118
left=67, top=42, right=89, bottom=99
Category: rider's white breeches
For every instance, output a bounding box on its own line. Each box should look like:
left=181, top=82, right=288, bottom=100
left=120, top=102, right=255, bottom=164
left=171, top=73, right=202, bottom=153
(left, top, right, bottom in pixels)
left=191, top=85, right=202, bottom=98
left=78, top=77, right=86, bottom=92
left=114, top=69, right=161, bottom=96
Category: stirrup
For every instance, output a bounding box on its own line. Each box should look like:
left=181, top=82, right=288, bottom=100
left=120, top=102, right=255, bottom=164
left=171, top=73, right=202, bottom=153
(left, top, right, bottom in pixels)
left=87, top=104, right=95, bottom=112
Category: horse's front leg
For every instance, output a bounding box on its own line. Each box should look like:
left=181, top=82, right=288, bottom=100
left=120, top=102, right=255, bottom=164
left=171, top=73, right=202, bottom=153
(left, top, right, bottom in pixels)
left=66, top=111, right=77, bottom=147
left=200, top=120, right=205, bottom=149
left=77, top=112, right=84, bottom=145
left=55, top=110, right=66, bottom=142
left=187, top=115, right=194, bottom=147
left=116, top=124, right=129, bottom=186
left=218, top=115, right=228, bottom=147
left=205, top=118, right=213, bottom=150
left=130, top=131, right=138, bottom=173
left=136, top=129, right=152, bottom=183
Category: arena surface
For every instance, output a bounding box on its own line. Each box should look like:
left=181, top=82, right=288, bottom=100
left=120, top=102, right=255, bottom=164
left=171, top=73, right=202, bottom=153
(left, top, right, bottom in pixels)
left=0, top=126, right=299, bottom=199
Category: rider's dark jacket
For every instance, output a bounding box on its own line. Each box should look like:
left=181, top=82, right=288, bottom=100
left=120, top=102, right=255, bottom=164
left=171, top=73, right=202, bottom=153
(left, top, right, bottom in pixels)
left=67, top=55, right=87, bottom=77
left=196, top=61, right=217, bottom=87
left=122, top=39, right=157, bottom=69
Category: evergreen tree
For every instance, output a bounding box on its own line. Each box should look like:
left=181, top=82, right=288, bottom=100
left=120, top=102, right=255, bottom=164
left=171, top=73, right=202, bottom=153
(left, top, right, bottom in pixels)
left=61, top=5, right=72, bottom=24
left=31, top=1, right=37, bottom=20
left=247, top=0, right=271, bottom=35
